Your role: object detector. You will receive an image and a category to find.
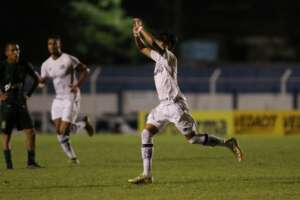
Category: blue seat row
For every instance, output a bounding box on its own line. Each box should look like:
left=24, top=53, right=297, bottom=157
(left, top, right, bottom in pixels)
left=41, top=65, right=300, bottom=93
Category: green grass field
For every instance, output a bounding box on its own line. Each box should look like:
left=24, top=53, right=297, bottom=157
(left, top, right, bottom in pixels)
left=0, top=133, right=300, bottom=200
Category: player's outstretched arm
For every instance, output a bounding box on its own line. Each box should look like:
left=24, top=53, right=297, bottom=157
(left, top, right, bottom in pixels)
left=134, top=18, right=165, bottom=55
left=133, top=22, right=152, bottom=59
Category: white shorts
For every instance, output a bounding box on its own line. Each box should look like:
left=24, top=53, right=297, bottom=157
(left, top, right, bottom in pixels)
left=146, top=100, right=196, bottom=135
left=51, top=98, right=80, bottom=123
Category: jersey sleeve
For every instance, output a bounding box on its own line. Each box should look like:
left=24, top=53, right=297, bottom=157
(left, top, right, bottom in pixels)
left=41, top=62, right=48, bottom=78
left=150, top=50, right=161, bottom=62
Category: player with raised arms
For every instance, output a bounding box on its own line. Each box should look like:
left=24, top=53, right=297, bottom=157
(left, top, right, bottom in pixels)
left=128, top=18, right=244, bottom=184
left=39, top=35, right=94, bottom=164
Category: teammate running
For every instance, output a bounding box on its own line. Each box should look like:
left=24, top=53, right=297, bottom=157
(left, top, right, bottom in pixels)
left=128, top=19, right=244, bottom=184
left=39, top=35, right=94, bottom=164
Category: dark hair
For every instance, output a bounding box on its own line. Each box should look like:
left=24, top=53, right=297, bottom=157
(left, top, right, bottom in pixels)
left=48, top=34, right=61, bottom=41
left=157, top=31, right=177, bottom=50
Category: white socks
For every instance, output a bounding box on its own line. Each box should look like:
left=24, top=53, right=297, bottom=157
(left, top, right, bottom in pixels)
left=141, top=129, right=153, bottom=177
left=57, top=134, right=77, bottom=159
left=70, top=121, right=86, bottom=133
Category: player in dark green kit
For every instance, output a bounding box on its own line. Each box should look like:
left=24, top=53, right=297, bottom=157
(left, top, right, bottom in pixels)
left=0, top=42, right=41, bottom=169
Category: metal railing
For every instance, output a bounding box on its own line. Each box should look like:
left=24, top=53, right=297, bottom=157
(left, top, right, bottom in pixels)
left=35, top=66, right=300, bottom=132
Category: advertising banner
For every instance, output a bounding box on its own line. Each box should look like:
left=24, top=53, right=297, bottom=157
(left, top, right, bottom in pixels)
left=138, top=111, right=300, bottom=135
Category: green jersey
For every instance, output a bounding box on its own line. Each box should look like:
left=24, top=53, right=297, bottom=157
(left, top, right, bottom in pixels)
left=0, top=60, right=39, bottom=106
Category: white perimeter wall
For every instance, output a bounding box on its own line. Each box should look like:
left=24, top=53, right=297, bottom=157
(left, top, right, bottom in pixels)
left=28, top=92, right=294, bottom=115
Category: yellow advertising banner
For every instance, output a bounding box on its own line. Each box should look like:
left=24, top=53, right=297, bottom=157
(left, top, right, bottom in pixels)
left=191, top=111, right=233, bottom=136
left=138, top=111, right=148, bottom=133
left=138, top=110, right=300, bottom=136
left=233, top=111, right=300, bottom=135
left=281, top=111, right=300, bottom=135
left=233, top=111, right=283, bottom=135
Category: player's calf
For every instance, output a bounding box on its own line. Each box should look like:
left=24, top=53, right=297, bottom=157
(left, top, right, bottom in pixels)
left=56, top=121, right=80, bottom=163
left=185, top=132, right=244, bottom=161
left=70, top=116, right=94, bottom=136
left=57, top=134, right=78, bottom=161
left=141, top=129, right=154, bottom=177
left=83, top=116, right=94, bottom=136
left=24, top=129, right=39, bottom=166
left=186, top=132, right=226, bottom=146
left=129, top=127, right=156, bottom=184
left=2, top=133, right=13, bottom=169
left=3, top=149, right=13, bottom=169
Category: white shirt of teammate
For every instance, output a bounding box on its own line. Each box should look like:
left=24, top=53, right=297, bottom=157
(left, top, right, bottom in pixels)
left=150, top=49, right=186, bottom=101
left=41, top=53, right=80, bottom=100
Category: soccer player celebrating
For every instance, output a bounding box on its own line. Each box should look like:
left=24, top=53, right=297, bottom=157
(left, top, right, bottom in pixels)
left=39, top=35, right=94, bottom=164
left=128, top=19, right=244, bottom=184
left=0, top=42, right=41, bottom=169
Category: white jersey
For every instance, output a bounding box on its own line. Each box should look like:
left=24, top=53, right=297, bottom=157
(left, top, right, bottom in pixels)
left=147, top=50, right=193, bottom=135
left=41, top=53, right=81, bottom=100
left=150, top=49, right=186, bottom=102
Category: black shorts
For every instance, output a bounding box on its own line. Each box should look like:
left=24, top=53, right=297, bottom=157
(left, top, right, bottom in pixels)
left=0, top=103, right=34, bottom=134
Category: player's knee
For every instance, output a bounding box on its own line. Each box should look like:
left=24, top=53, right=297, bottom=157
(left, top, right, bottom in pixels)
left=2, top=131, right=12, bottom=137
left=144, top=124, right=159, bottom=135
left=53, top=124, right=60, bottom=134
left=59, top=127, right=67, bottom=135
left=2, top=133, right=11, bottom=143
left=188, top=138, right=197, bottom=144
left=185, top=132, right=196, bottom=144
left=141, top=129, right=152, bottom=138
left=29, top=129, right=35, bottom=135
left=187, top=136, right=197, bottom=144
left=141, top=129, right=153, bottom=144
left=56, top=129, right=61, bottom=135
left=24, top=129, right=35, bottom=137
left=61, top=125, right=72, bottom=135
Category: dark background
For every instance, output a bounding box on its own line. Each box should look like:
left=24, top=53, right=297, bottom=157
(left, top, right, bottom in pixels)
left=1, top=0, right=300, bottom=64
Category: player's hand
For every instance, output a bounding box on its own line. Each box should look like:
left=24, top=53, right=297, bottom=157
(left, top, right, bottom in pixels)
left=69, top=84, right=79, bottom=94
left=133, top=18, right=143, bottom=28
left=133, top=20, right=143, bottom=38
left=38, top=83, right=45, bottom=88
left=0, top=93, right=8, bottom=101
left=4, top=83, right=12, bottom=92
